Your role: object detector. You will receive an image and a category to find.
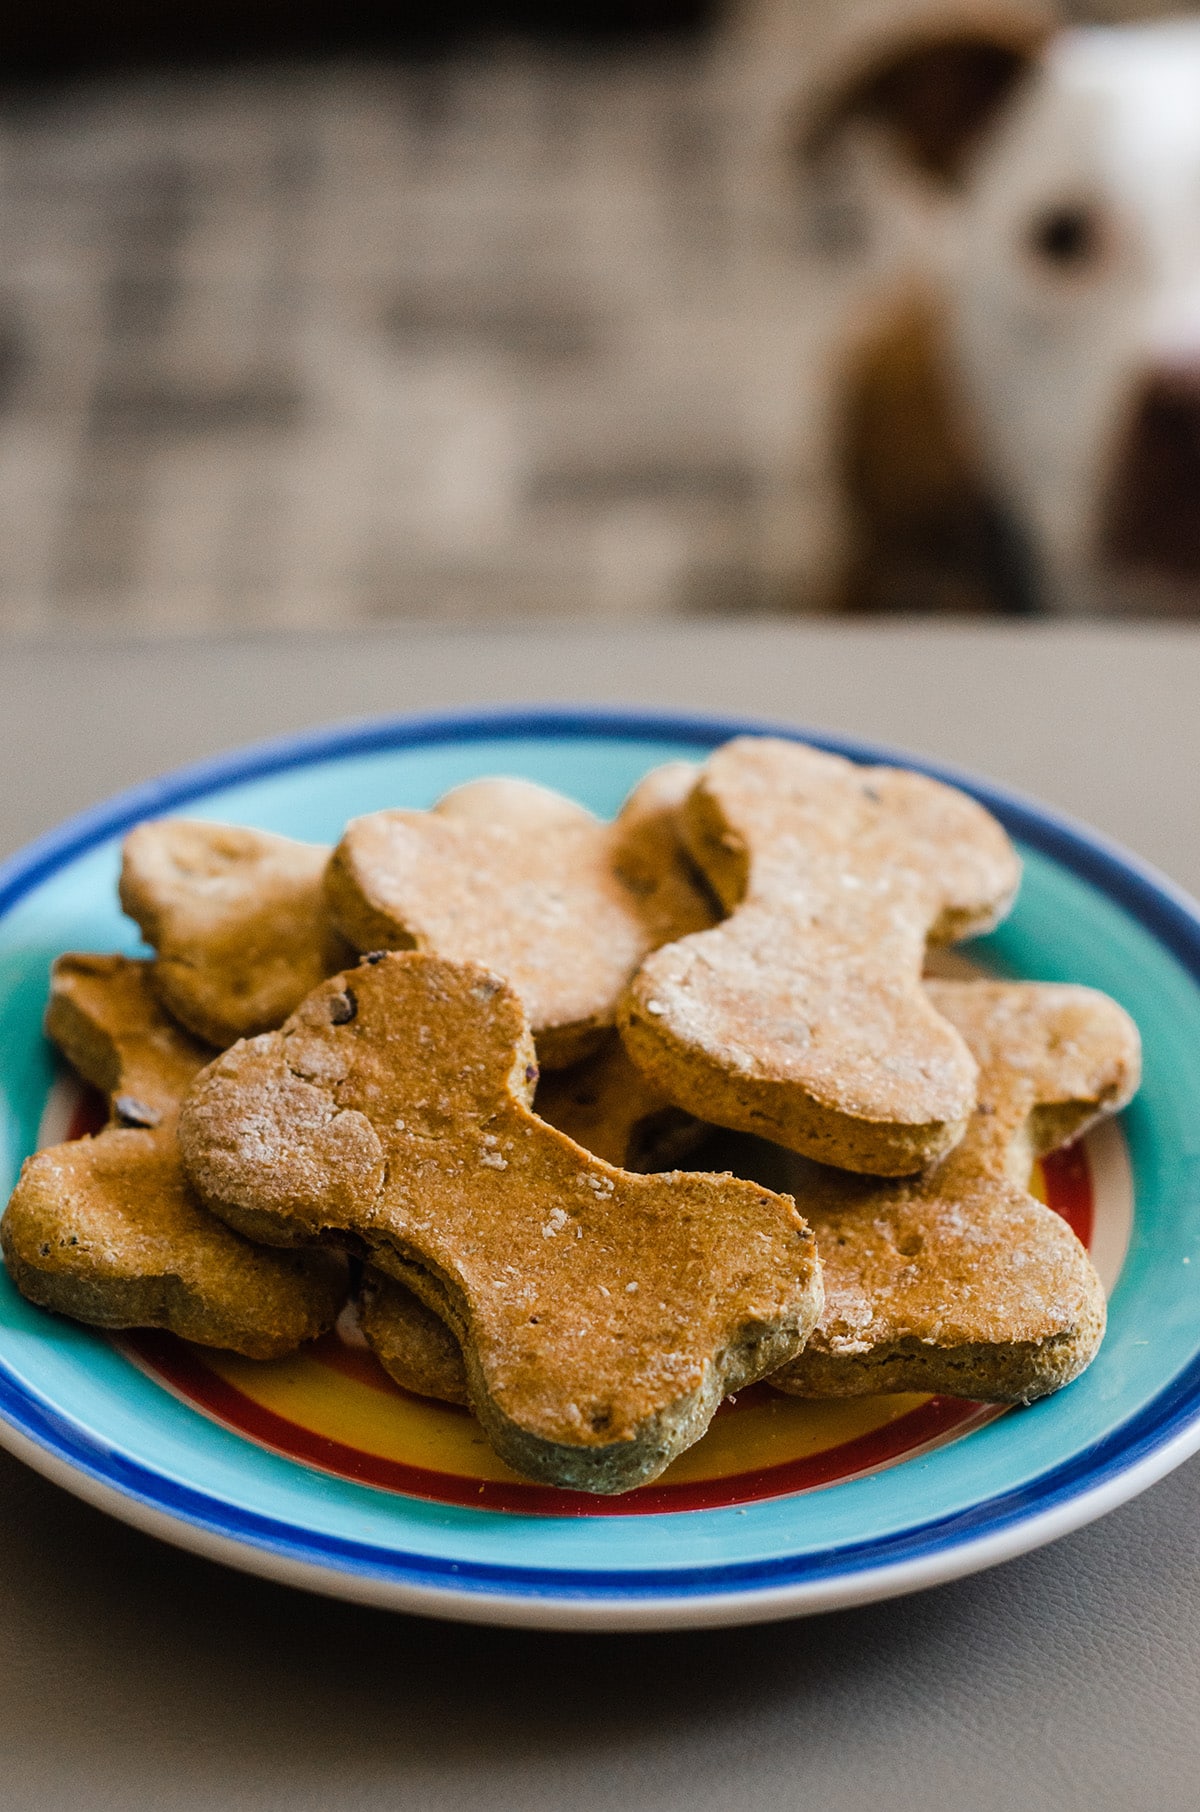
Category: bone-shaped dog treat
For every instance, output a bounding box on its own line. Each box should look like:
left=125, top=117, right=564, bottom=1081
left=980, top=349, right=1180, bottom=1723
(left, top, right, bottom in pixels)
left=359, top=1037, right=709, bottom=1407
left=771, top=979, right=1140, bottom=1403
left=324, top=762, right=715, bottom=1068
left=177, top=950, right=822, bottom=1492
left=120, top=820, right=353, bottom=1047
left=1, top=954, right=346, bottom=1356
left=620, top=737, right=1021, bottom=1174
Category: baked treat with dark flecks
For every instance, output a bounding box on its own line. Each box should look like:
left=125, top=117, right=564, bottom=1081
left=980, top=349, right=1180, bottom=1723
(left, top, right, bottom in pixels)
left=325, top=762, right=715, bottom=1068
left=177, top=949, right=822, bottom=1493
left=620, top=737, right=1021, bottom=1175
left=1, top=953, right=346, bottom=1357
left=120, top=820, right=353, bottom=1047
left=360, top=1033, right=708, bottom=1410
left=770, top=978, right=1139, bottom=1403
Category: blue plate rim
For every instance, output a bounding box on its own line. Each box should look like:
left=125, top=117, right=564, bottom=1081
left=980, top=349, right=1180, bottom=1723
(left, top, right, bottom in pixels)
left=0, top=700, right=1196, bottom=1623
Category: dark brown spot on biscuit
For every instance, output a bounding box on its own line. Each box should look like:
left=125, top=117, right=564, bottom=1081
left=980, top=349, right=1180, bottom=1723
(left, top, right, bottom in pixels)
left=329, top=990, right=358, bottom=1025
left=612, top=864, right=656, bottom=899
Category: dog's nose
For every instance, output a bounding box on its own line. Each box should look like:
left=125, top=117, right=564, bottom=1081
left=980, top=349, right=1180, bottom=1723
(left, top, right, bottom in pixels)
left=1102, top=363, right=1200, bottom=580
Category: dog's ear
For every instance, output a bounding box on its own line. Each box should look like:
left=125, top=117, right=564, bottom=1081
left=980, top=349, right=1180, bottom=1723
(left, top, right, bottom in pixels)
left=801, top=16, right=1051, bottom=184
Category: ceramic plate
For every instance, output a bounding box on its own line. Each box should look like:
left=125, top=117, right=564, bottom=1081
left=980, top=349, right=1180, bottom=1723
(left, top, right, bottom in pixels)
left=0, top=705, right=1196, bottom=1632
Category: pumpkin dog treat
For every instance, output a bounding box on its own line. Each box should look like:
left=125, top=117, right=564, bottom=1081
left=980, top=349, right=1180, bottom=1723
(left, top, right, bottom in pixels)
left=1, top=954, right=346, bottom=1356
left=771, top=979, right=1140, bottom=1403
left=324, top=762, right=715, bottom=1068
left=45, top=950, right=214, bottom=1120
left=178, top=951, right=822, bottom=1492
left=620, top=737, right=1021, bottom=1174
left=120, top=819, right=353, bottom=1047
left=360, top=1038, right=708, bottom=1408
left=359, top=1268, right=470, bottom=1407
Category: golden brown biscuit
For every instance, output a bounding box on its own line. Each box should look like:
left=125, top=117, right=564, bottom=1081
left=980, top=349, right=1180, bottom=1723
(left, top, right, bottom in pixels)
left=324, top=763, right=715, bottom=1068
left=620, top=737, right=1021, bottom=1174
left=45, top=951, right=213, bottom=1124
left=177, top=950, right=822, bottom=1493
left=359, top=1268, right=469, bottom=1407
left=1, top=954, right=346, bottom=1356
left=120, top=819, right=352, bottom=1047
left=771, top=979, right=1140, bottom=1403
left=361, top=1037, right=707, bottom=1406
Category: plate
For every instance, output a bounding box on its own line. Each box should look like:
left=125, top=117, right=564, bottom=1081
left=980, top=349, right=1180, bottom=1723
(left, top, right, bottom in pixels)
left=0, top=704, right=1197, bottom=1631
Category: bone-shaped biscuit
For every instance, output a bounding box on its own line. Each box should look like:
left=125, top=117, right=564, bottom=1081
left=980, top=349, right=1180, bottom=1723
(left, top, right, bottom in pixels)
left=1, top=954, right=346, bottom=1356
left=620, top=738, right=1022, bottom=1174
left=359, top=1037, right=708, bottom=1407
left=324, top=762, right=715, bottom=1068
left=120, top=820, right=353, bottom=1047
left=771, top=978, right=1140, bottom=1403
left=177, top=950, right=822, bottom=1492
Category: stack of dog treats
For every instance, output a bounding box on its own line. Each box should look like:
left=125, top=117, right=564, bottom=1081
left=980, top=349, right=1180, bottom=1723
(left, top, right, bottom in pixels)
left=0, top=739, right=1141, bottom=1494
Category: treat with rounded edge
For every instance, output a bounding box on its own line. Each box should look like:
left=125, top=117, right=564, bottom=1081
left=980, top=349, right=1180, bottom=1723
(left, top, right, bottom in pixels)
left=324, top=762, right=715, bottom=1068
left=361, top=1036, right=709, bottom=1408
left=177, top=949, right=822, bottom=1492
left=120, top=819, right=354, bottom=1047
left=359, top=1268, right=469, bottom=1407
left=1, top=953, right=346, bottom=1357
left=45, top=951, right=214, bottom=1122
left=620, top=737, right=1022, bottom=1174
left=771, top=978, right=1141, bottom=1403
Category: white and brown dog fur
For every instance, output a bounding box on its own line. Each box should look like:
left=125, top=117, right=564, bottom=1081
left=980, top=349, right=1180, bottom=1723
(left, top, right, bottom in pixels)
left=729, top=1, right=1200, bottom=614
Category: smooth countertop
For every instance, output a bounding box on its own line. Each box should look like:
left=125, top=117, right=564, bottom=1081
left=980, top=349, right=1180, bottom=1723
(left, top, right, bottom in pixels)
left=0, top=620, right=1197, bottom=1812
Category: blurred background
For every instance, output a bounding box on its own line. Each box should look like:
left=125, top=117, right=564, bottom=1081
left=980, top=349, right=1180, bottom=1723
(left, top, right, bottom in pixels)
left=0, top=0, right=1193, bottom=638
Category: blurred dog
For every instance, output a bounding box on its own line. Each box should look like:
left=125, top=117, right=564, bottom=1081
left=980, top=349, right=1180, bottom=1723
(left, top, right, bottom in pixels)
left=735, top=4, right=1200, bottom=614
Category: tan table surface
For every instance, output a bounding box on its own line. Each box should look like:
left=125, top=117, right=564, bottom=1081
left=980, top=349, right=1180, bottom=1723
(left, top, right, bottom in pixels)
left=0, top=619, right=1197, bottom=1812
